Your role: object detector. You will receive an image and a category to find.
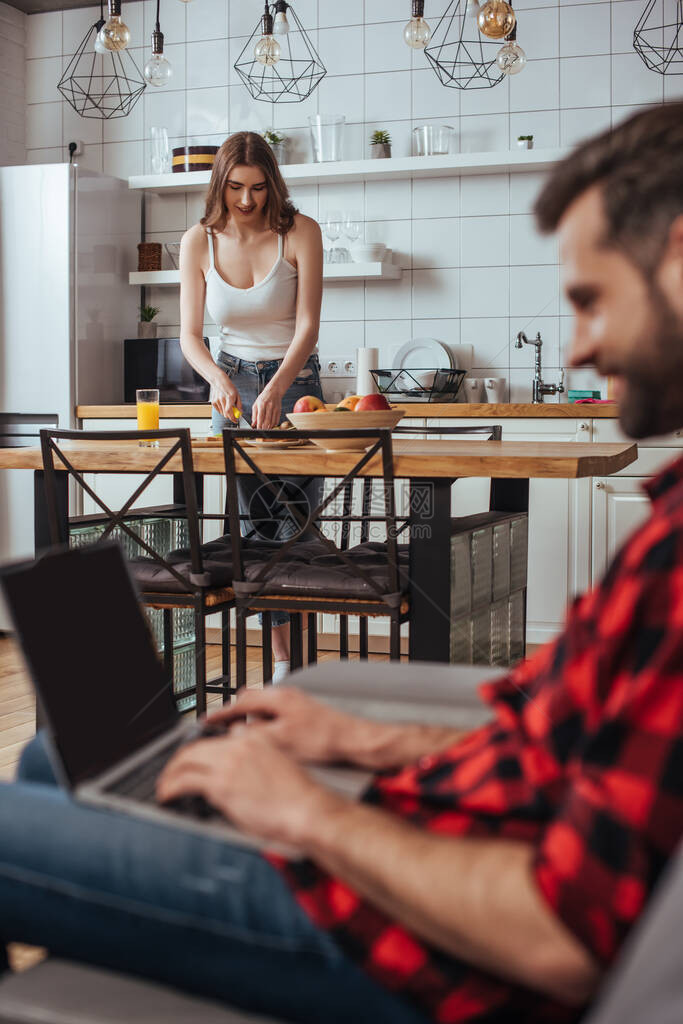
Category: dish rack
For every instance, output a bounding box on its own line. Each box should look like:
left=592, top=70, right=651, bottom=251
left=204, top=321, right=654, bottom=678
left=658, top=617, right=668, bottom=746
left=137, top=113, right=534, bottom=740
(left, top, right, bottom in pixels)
left=371, top=368, right=466, bottom=403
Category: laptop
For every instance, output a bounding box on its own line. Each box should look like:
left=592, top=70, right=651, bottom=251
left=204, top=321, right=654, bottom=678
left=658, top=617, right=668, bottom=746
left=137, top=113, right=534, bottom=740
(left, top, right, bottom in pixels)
left=0, top=543, right=371, bottom=856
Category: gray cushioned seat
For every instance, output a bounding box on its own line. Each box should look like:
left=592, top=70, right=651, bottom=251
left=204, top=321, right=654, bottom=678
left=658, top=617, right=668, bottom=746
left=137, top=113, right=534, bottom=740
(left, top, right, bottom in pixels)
left=242, top=540, right=410, bottom=600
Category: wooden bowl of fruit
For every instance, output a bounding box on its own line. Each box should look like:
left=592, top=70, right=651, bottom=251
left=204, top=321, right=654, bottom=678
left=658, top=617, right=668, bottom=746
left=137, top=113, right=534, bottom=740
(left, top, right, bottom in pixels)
left=287, top=394, right=403, bottom=450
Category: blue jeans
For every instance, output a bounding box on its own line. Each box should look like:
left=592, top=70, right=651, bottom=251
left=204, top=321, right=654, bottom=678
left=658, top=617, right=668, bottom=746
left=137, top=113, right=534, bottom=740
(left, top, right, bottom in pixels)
left=212, top=352, right=325, bottom=630
left=0, top=734, right=428, bottom=1024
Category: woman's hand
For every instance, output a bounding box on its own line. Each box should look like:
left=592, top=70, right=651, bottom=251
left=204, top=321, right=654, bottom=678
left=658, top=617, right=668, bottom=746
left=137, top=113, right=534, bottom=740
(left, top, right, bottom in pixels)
left=210, top=368, right=241, bottom=423
left=251, top=384, right=283, bottom=429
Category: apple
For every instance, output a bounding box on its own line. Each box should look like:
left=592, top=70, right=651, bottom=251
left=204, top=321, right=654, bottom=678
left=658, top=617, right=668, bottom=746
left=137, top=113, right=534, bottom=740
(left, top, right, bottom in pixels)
left=292, top=395, right=326, bottom=413
left=333, top=405, right=352, bottom=412
left=337, top=394, right=361, bottom=411
left=354, top=393, right=392, bottom=412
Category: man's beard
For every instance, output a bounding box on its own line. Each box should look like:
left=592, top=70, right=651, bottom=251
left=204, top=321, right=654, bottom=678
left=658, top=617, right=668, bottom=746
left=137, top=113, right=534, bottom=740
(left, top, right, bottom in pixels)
left=619, top=285, right=683, bottom=439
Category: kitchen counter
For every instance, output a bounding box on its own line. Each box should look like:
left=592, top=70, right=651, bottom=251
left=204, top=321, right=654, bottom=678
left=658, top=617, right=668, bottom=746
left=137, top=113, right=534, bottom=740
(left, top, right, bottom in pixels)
left=76, top=403, right=620, bottom=419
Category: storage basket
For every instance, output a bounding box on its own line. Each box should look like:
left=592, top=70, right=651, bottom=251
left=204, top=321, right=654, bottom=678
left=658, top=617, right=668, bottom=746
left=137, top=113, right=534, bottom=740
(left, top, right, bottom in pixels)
left=137, top=242, right=162, bottom=271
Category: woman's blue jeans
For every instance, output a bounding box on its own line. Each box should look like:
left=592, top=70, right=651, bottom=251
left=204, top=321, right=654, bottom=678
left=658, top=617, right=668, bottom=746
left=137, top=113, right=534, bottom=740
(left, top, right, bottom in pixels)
left=212, top=352, right=325, bottom=629
left=0, top=733, right=428, bottom=1024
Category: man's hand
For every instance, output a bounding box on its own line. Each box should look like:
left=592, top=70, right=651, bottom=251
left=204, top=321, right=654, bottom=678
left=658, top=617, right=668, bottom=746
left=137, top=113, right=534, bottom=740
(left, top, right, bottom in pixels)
left=203, top=687, right=367, bottom=765
left=203, top=687, right=469, bottom=771
left=156, top=728, right=343, bottom=847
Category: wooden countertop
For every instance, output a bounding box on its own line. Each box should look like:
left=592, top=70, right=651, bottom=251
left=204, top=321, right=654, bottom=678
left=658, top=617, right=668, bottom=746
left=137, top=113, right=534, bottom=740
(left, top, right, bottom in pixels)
left=0, top=438, right=637, bottom=480
left=76, top=403, right=620, bottom=420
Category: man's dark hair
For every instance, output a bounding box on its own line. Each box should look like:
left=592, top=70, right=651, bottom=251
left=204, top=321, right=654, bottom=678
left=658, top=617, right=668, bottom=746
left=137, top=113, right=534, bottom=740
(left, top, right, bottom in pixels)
left=535, top=102, right=683, bottom=275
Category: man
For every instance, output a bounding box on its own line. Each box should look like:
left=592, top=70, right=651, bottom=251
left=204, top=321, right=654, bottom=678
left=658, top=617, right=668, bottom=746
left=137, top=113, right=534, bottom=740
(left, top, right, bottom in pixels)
left=2, top=102, right=683, bottom=1024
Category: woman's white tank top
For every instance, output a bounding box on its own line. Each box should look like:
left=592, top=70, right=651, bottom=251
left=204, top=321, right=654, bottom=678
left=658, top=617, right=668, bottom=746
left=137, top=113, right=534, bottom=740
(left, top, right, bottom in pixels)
left=204, top=227, right=298, bottom=361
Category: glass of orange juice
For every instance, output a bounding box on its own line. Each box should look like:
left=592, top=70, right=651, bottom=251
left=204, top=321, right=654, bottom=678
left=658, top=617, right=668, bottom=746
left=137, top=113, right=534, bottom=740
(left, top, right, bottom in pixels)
left=136, top=388, right=160, bottom=447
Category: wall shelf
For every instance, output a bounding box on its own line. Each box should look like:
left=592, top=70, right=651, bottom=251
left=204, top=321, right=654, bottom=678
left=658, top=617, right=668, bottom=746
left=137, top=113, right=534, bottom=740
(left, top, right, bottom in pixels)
left=128, top=148, right=566, bottom=193
left=129, top=262, right=401, bottom=287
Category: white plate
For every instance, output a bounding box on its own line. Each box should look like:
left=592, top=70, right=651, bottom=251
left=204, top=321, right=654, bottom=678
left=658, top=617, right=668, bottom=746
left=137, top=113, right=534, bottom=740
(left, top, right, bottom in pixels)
left=393, top=337, right=455, bottom=371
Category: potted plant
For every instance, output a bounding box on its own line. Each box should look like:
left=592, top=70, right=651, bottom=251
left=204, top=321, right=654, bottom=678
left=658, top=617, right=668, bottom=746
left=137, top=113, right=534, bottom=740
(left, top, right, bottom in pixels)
left=138, top=304, right=160, bottom=339
left=370, top=129, right=392, bottom=159
left=263, top=129, right=288, bottom=164
left=517, top=134, right=534, bottom=150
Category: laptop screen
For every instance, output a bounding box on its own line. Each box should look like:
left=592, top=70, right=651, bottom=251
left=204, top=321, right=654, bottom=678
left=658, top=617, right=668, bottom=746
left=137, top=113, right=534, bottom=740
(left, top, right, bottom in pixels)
left=0, top=544, right=179, bottom=786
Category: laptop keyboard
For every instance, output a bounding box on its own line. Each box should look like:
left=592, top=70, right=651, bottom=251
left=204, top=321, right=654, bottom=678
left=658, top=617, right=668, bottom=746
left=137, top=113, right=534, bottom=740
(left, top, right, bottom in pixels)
left=104, top=739, right=221, bottom=821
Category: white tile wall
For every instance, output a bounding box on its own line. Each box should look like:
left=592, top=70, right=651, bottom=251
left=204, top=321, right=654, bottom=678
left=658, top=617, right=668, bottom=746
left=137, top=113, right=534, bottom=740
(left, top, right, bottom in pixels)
left=19, top=0, right=677, bottom=394
left=1, top=1, right=26, bottom=166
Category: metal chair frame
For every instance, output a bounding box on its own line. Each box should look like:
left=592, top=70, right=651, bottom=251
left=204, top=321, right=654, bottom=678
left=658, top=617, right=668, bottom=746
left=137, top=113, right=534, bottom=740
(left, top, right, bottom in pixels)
left=39, top=428, right=234, bottom=715
left=222, top=428, right=407, bottom=690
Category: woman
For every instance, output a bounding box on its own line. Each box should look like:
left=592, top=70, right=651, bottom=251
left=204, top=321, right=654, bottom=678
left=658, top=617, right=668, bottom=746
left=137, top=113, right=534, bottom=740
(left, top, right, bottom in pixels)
left=179, top=132, right=324, bottom=682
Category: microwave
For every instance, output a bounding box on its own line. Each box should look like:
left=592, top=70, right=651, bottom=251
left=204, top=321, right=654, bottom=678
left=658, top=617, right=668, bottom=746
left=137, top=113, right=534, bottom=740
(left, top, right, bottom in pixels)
left=124, top=337, right=210, bottom=403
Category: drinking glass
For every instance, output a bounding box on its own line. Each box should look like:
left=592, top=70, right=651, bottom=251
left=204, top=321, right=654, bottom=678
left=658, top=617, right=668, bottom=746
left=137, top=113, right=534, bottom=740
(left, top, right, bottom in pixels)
left=136, top=388, right=160, bottom=446
left=341, top=210, right=362, bottom=262
left=308, top=115, right=345, bottom=162
left=322, top=210, right=342, bottom=263
left=150, top=126, right=170, bottom=174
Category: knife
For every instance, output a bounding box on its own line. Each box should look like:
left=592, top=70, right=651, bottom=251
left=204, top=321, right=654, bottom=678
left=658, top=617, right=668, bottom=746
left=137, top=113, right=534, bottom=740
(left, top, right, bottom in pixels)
left=233, top=407, right=253, bottom=430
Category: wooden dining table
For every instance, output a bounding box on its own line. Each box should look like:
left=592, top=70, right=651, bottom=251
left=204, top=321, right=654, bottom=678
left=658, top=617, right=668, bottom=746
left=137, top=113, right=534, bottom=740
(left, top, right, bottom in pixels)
left=0, top=436, right=637, bottom=663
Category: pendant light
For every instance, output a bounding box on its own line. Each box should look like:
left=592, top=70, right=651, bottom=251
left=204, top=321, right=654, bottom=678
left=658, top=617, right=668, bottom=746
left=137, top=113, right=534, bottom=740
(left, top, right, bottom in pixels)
left=404, top=0, right=432, bottom=48
left=58, top=1, right=146, bottom=118
left=633, top=0, right=683, bottom=74
left=424, top=0, right=505, bottom=89
left=234, top=2, right=326, bottom=103
left=477, top=0, right=516, bottom=39
left=495, top=14, right=525, bottom=74
left=97, top=0, right=131, bottom=51
left=144, top=0, right=173, bottom=86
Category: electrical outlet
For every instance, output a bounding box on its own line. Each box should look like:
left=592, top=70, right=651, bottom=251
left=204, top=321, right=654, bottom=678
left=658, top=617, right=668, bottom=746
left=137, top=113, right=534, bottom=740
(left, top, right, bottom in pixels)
left=323, top=356, right=356, bottom=377
left=68, top=140, right=84, bottom=157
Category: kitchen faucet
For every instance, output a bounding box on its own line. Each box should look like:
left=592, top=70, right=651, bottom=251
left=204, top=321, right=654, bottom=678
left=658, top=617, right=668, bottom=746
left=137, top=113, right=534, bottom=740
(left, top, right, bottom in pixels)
left=515, top=331, right=565, bottom=404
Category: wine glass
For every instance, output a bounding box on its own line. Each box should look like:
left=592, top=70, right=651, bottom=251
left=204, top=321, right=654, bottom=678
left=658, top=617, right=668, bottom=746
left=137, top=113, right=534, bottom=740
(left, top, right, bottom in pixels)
left=322, top=210, right=342, bottom=263
left=342, top=210, right=362, bottom=262
left=150, top=126, right=170, bottom=174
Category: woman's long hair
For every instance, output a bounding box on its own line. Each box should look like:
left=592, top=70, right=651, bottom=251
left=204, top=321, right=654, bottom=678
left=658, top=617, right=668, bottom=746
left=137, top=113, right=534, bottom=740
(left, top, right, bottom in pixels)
left=201, top=132, right=297, bottom=236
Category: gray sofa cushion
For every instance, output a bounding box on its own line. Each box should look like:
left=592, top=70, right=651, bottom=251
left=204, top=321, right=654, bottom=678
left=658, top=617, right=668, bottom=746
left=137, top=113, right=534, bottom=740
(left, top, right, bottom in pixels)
left=0, top=959, right=283, bottom=1024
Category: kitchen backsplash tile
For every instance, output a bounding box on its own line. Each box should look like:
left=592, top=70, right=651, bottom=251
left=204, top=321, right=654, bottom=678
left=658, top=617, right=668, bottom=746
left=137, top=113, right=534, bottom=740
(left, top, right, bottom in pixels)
left=460, top=216, right=510, bottom=269
left=559, top=2, right=610, bottom=58
left=365, top=271, right=412, bottom=322
left=413, top=217, right=460, bottom=270
left=412, top=176, right=460, bottom=220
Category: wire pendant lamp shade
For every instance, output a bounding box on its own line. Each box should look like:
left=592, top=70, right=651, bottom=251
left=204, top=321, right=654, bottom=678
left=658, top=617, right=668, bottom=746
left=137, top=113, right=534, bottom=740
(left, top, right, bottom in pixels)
left=57, top=11, right=146, bottom=119
left=424, top=0, right=505, bottom=89
left=633, top=0, right=683, bottom=74
left=234, top=3, right=326, bottom=103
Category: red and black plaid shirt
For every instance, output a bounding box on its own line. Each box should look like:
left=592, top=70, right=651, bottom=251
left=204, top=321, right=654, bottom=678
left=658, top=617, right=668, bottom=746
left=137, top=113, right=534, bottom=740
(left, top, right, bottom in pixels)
left=269, top=453, right=683, bottom=1023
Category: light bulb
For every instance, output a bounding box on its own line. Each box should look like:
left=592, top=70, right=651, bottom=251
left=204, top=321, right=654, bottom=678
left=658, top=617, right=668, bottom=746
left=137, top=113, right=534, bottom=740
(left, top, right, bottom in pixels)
left=254, top=34, right=281, bottom=65
left=496, top=38, right=526, bottom=74
left=93, top=23, right=108, bottom=53
left=468, top=0, right=481, bottom=19
left=477, top=0, right=516, bottom=39
left=144, top=52, right=173, bottom=86
left=273, top=1, right=290, bottom=34
left=404, top=15, right=431, bottom=48
left=99, top=14, right=130, bottom=50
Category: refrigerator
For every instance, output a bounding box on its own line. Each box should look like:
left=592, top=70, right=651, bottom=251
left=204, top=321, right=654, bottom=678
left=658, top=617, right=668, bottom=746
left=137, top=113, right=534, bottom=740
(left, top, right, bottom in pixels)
left=0, top=163, right=140, bottom=627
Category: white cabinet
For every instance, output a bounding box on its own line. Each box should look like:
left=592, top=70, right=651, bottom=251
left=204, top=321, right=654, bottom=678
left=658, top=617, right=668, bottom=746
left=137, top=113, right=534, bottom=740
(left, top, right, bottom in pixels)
left=590, top=419, right=683, bottom=585
left=591, top=477, right=652, bottom=584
